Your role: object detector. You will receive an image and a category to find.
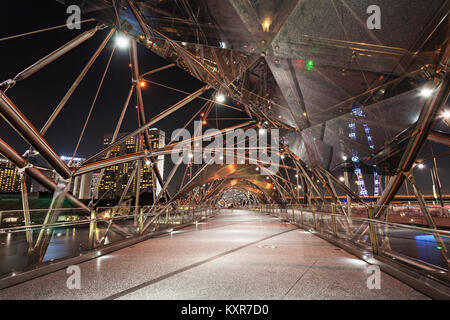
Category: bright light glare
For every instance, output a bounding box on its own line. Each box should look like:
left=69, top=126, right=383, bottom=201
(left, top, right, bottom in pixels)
left=145, top=160, right=151, bottom=166
left=116, top=34, right=130, bottom=49
left=442, top=110, right=450, bottom=120
left=419, top=87, right=434, bottom=98
left=262, top=18, right=271, bottom=32
left=216, top=94, right=225, bottom=103
left=417, top=163, right=425, bottom=169
left=339, top=176, right=345, bottom=182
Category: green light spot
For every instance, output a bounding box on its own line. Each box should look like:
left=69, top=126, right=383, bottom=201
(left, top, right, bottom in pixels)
left=436, top=246, right=443, bottom=250
left=271, top=245, right=277, bottom=249
left=307, top=59, right=314, bottom=71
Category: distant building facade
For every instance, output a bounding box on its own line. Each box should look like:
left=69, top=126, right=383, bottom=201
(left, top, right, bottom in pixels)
left=98, top=129, right=165, bottom=199
left=30, top=155, right=89, bottom=196
left=0, top=158, right=21, bottom=192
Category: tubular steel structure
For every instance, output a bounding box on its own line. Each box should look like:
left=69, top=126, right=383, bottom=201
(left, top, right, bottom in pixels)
left=0, top=0, right=449, bottom=294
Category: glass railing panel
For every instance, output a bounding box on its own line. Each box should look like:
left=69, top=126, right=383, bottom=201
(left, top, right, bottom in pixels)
left=302, top=210, right=314, bottom=227
left=376, top=222, right=449, bottom=271
left=0, top=206, right=215, bottom=279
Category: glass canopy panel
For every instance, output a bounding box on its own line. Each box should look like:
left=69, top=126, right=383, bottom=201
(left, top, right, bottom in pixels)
left=299, top=88, right=426, bottom=171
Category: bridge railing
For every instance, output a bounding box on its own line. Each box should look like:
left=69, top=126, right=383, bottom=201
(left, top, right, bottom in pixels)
left=252, top=204, right=450, bottom=283
left=0, top=205, right=217, bottom=280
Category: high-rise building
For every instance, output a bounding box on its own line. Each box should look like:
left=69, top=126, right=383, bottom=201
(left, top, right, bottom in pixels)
left=30, top=155, right=88, bottom=195
left=0, top=158, right=21, bottom=193
left=98, top=129, right=165, bottom=199
left=61, top=156, right=87, bottom=196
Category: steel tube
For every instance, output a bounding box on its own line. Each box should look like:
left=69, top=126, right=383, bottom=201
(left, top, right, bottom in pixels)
left=13, top=27, right=100, bottom=82
left=40, top=29, right=115, bottom=135
left=141, top=64, right=175, bottom=78
left=0, top=138, right=88, bottom=212
left=129, top=40, right=169, bottom=199
left=374, top=74, right=449, bottom=217
left=428, top=130, right=450, bottom=147
left=130, top=40, right=151, bottom=149
left=0, top=94, right=72, bottom=178
left=83, top=85, right=210, bottom=164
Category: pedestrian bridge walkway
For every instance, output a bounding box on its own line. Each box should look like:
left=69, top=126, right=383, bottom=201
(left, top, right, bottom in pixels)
left=0, top=210, right=426, bottom=300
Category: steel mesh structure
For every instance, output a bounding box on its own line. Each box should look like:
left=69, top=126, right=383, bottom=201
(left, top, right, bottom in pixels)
left=0, top=0, right=449, bottom=289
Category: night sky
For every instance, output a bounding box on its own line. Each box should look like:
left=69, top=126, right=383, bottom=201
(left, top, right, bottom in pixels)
left=0, top=1, right=243, bottom=193
left=1, top=1, right=204, bottom=156
left=0, top=0, right=449, bottom=196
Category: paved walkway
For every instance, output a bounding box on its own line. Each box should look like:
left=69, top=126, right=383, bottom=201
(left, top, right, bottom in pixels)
left=0, top=210, right=427, bottom=300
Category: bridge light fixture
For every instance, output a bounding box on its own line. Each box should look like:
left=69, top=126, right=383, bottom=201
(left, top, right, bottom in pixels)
left=139, top=81, right=146, bottom=88
left=417, top=163, right=425, bottom=169
left=339, top=176, right=345, bottom=182
left=419, top=87, right=434, bottom=98
left=442, top=109, right=450, bottom=120
left=116, top=34, right=130, bottom=49
left=262, top=18, right=271, bottom=32
left=216, top=94, right=225, bottom=103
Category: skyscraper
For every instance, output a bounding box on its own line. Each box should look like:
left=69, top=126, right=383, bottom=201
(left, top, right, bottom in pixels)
left=0, top=158, right=20, bottom=193
left=98, top=129, right=165, bottom=200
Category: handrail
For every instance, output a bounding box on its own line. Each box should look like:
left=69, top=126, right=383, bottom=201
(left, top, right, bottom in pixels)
left=306, top=209, right=450, bottom=236
left=252, top=204, right=450, bottom=274
left=0, top=206, right=214, bottom=233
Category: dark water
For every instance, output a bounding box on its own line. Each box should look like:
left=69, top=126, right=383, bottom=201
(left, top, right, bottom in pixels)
left=0, top=218, right=177, bottom=277
left=389, top=231, right=449, bottom=269
left=0, top=223, right=129, bottom=277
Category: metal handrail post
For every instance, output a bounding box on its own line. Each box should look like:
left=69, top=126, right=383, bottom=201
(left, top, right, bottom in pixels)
left=300, top=205, right=304, bottom=225
left=313, top=207, right=317, bottom=229
left=88, top=209, right=97, bottom=250
left=139, top=208, right=144, bottom=235
left=368, top=206, right=379, bottom=255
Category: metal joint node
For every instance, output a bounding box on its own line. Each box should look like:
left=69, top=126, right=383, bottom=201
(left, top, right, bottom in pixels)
left=0, top=79, right=16, bottom=92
